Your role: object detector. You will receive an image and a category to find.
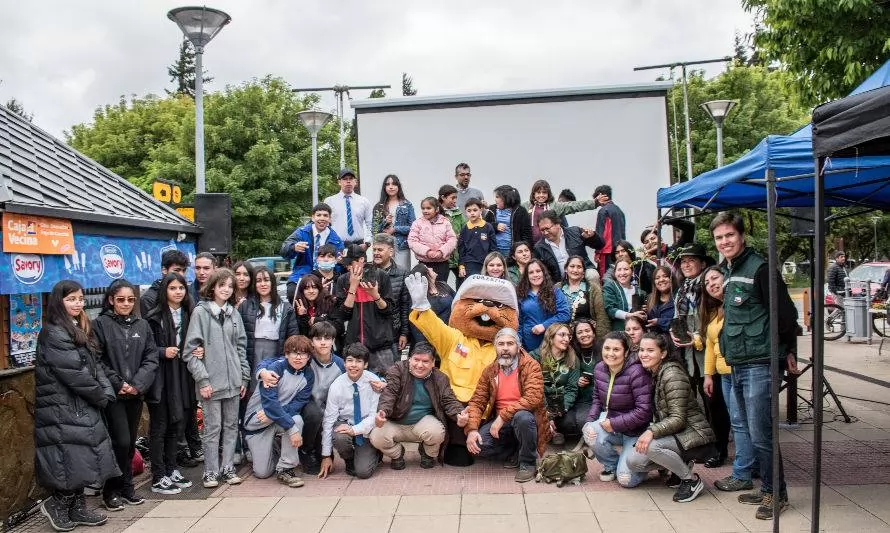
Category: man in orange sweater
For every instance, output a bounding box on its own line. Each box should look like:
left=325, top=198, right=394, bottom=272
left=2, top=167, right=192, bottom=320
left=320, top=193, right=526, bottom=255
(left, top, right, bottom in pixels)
left=464, top=327, right=549, bottom=482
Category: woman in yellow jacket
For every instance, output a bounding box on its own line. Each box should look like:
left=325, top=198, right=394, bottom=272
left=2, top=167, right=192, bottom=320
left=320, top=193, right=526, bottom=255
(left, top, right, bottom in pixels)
left=698, top=266, right=755, bottom=492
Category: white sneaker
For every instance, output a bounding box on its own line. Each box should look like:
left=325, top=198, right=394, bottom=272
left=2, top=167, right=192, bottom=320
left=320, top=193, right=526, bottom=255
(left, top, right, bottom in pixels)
left=221, top=470, right=242, bottom=485
left=170, top=470, right=193, bottom=488
left=151, top=477, right=182, bottom=495
left=202, top=473, right=219, bottom=488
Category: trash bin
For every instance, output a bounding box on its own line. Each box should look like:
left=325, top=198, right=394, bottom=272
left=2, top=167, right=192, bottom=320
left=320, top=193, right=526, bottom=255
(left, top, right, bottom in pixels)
left=844, top=296, right=868, bottom=337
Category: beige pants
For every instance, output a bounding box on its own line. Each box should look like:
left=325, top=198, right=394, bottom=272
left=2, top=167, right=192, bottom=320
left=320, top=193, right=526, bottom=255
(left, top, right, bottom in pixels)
left=370, top=415, right=446, bottom=459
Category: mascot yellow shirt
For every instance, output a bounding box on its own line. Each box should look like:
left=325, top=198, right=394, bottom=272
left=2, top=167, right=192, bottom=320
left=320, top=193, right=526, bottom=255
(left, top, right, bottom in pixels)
left=408, top=275, right=519, bottom=402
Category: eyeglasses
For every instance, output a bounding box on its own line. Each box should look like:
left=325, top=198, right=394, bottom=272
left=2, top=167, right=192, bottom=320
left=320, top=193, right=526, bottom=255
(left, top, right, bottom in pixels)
left=287, top=352, right=311, bottom=359
left=114, top=297, right=137, bottom=303
left=538, top=224, right=556, bottom=233
left=458, top=172, right=471, bottom=177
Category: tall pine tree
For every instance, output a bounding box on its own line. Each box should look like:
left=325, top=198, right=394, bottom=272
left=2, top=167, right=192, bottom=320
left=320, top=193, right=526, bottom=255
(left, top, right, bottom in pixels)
left=167, top=38, right=213, bottom=98
left=401, top=73, right=417, bottom=96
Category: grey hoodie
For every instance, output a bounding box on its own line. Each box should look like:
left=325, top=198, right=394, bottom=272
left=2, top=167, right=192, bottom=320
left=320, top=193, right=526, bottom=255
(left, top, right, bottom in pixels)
left=182, top=300, right=249, bottom=400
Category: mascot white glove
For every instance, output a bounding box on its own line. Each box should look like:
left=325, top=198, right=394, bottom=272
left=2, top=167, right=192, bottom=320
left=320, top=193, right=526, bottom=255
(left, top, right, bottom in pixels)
left=404, top=272, right=431, bottom=311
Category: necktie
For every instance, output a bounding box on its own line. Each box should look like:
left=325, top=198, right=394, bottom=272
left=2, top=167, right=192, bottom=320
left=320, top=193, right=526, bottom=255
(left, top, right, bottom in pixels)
left=345, top=195, right=354, bottom=237
left=352, top=382, right=364, bottom=445
left=313, top=232, right=321, bottom=270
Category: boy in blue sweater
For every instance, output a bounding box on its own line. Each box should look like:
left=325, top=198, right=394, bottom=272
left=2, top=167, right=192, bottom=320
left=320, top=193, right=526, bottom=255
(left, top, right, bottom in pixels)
left=457, top=198, right=497, bottom=282
left=281, top=203, right=345, bottom=303
left=243, top=335, right=315, bottom=488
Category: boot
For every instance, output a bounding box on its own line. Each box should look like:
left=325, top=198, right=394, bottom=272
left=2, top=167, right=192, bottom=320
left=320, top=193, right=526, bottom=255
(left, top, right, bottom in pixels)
left=69, top=492, right=108, bottom=527
left=40, top=493, right=76, bottom=532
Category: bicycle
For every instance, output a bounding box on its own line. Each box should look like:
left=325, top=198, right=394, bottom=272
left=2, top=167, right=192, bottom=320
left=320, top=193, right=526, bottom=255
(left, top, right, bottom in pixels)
left=822, top=299, right=888, bottom=341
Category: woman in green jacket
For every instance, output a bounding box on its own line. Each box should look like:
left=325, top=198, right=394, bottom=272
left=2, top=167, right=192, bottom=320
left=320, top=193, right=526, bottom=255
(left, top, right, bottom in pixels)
left=603, top=259, right=647, bottom=332
left=530, top=323, right=580, bottom=446
left=625, top=333, right=715, bottom=504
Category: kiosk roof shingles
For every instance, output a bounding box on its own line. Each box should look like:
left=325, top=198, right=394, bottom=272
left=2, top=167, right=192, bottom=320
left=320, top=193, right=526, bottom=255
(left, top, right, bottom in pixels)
left=0, top=106, right=198, bottom=233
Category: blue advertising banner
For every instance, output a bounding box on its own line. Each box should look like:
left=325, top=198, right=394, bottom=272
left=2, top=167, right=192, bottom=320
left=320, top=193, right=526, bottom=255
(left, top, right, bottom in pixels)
left=0, top=233, right=196, bottom=294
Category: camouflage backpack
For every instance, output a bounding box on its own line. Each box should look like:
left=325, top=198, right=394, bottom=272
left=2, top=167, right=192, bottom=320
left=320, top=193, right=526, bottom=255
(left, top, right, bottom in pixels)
left=535, top=451, right=588, bottom=487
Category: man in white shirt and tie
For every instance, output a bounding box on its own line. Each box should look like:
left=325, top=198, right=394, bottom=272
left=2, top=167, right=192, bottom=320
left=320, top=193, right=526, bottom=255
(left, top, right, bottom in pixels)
left=325, top=169, right=373, bottom=251
left=317, top=343, right=383, bottom=479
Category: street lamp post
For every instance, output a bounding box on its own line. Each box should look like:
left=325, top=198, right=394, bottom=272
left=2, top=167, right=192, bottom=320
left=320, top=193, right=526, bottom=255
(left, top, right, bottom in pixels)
left=297, top=111, right=333, bottom=206
left=701, top=100, right=737, bottom=168
left=873, top=216, right=881, bottom=260
left=168, top=6, right=231, bottom=194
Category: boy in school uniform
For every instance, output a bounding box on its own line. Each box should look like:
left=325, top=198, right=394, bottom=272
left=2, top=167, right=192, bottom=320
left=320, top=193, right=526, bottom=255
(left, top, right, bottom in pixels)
left=457, top=198, right=497, bottom=281
left=317, top=343, right=383, bottom=479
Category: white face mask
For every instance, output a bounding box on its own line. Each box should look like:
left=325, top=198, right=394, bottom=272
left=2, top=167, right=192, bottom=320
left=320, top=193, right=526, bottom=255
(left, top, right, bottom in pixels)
left=317, top=261, right=336, bottom=272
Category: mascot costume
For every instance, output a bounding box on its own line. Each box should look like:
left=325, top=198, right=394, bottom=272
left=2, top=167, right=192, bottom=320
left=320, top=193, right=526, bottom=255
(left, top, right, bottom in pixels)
left=406, top=273, right=518, bottom=465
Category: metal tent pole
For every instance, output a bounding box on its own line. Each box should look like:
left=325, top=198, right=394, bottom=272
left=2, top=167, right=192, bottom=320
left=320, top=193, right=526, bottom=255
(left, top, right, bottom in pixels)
left=766, top=168, right=782, bottom=533
left=811, top=157, right=826, bottom=532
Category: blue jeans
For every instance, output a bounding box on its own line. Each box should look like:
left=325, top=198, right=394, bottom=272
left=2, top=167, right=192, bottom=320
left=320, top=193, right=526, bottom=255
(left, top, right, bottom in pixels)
left=584, top=420, right=646, bottom=488
left=722, top=374, right=755, bottom=481
left=731, top=364, right=785, bottom=494
left=478, top=410, right=538, bottom=468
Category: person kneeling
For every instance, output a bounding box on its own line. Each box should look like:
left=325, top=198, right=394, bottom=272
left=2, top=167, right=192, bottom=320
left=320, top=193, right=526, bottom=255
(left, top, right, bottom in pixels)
left=625, top=333, right=716, bottom=503
left=371, top=342, right=468, bottom=469
left=582, top=331, right=653, bottom=488
left=318, top=344, right=383, bottom=479
left=464, top=328, right=549, bottom=483
left=243, top=336, right=315, bottom=488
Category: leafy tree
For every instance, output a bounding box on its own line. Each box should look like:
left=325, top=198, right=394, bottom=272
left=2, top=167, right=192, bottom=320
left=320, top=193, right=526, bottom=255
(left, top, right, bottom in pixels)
left=369, top=88, right=386, bottom=98
left=4, top=98, right=33, bottom=121
left=68, top=77, right=352, bottom=258
left=402, top=73, right=417, bottom=96
left=167, top=38, right=213, bottom=99
left=743, top=0, right=890, bottom=104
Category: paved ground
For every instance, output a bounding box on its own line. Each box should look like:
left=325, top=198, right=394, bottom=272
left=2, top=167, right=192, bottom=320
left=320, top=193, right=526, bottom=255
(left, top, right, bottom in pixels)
left=15, top=334, right=890, bottom=532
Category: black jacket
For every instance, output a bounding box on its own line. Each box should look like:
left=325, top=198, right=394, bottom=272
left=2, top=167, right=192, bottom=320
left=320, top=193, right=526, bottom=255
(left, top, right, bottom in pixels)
left=533, top=226, right=604, bottom=283
left=140, top=278, right=162, bottom=317
left=484, top=205, right=533, bottom=249
left=333, top=266, right=394, bottom=351
left=94, top=311, right=159, bottom=396
left=237, top=298, right=300, bottom=366
left=380, top=261, right=408, bottom=339
left=34, top=325, right=120, bottom=491
left=145, top=307, right=195, bottom=417
left=826, top=261, right=848, bottom=295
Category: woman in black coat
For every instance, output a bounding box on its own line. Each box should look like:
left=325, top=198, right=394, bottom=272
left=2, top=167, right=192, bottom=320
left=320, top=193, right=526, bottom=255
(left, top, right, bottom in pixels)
left=484, top=184, right=532, bottom=256
left=36, top=280, right=119, bottom=531
left=94, top=279, right=158, bottom=510
left=144, top=272, right=197, bottom=495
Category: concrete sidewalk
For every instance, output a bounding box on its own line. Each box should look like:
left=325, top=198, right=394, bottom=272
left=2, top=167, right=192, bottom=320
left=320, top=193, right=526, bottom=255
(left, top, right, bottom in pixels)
left=17, top=336, right=890, bottom=533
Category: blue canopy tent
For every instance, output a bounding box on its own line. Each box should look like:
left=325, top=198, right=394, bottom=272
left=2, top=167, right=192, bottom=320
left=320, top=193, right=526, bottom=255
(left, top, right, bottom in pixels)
left=656, top=58, right=890, bottom=211
left=655, top=60, right=890, bottom=533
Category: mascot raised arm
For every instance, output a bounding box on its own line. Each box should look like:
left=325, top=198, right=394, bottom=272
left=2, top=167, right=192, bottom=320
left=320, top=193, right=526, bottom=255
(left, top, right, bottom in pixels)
left=406, top=273, right=518, bottom=465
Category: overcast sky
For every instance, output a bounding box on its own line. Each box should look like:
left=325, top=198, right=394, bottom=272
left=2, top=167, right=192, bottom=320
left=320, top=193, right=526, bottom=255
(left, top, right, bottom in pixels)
left=0, top=0, right=754, bottom=138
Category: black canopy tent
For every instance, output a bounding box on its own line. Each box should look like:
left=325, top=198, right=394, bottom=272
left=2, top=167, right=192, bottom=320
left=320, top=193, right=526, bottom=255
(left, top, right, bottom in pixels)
left=811, top=84, right=890, bottom=532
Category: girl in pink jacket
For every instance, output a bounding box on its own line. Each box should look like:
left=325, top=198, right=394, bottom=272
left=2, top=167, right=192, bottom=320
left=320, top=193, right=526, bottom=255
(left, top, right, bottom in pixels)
left=408, top=196, right=457, bottom=282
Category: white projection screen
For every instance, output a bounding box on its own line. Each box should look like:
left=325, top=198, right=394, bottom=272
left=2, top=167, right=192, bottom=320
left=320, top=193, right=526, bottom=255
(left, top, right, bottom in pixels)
left=352, top=83, right=672, bottom=248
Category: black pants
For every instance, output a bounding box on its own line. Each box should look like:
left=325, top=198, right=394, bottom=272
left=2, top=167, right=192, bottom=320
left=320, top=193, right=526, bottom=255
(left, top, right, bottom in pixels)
left=706, top=375, right=731, bottom=456
left=421, top=261, right=451, bottom=285
left=148, top=402, right=184, bottom=482
left=301, top=401, right=323, bottom=455
left=557, top=400, right=591, bottom=437
left=180, top=405, right=202, bottom=453
left=104, top=398, right=143, bottom=497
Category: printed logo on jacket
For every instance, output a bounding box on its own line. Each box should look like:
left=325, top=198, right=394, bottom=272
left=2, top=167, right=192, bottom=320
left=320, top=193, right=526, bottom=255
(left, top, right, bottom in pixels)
left=0, top=234, right=196, bottom=294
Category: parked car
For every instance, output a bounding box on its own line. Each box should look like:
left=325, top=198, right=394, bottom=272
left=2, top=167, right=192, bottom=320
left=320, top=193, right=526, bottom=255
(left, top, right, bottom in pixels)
left=825, top=262, right=890, bottom=304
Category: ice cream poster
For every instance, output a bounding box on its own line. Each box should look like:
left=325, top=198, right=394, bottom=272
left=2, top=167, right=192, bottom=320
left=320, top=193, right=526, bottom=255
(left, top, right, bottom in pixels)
left=9, top=293, right=41, bottom=367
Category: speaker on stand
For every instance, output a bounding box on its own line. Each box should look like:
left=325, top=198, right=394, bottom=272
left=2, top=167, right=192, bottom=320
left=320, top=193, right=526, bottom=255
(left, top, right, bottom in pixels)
left=195, top=193, right=232, bottom=255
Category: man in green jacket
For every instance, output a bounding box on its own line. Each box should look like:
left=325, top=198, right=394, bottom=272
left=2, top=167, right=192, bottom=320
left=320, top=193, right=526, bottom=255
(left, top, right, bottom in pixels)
left=710, top=212, right=798, bottom=521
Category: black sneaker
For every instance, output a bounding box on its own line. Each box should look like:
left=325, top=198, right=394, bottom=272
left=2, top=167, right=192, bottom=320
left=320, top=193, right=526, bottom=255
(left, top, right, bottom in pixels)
left=503, top=454, right=519, bottom=469
left=120, top=491, right=145, bottom=506
left=344, top=458, right=357, bottom=477
left=664, top=473, right=682, bottom=488
left=418, top=445, right=436, bottom=469
left=299, top=450, right=321, bottom=476
left=738, top=490, right=766, bottom=506
left=220, top=469, right=243, bottom=485
left=191, top=448, right=205, bottom=462
left=40, top=494, right=76, bottom=532
left=169, top=469, right=193, bottom=489
left=68, top=493, right=108, bottom=526
left=599, top=470, right=616, bottom=482
left=151, top=477, right=182, bottom=495
left=672, top=474, right=704, bottom=503
left=514, top=465, right=535, bottom=483
left=177, top=448, right=199, bottom=468
left=390, top=445, right=407, bottom=470
left=102, top=494, right=124, bottom=512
